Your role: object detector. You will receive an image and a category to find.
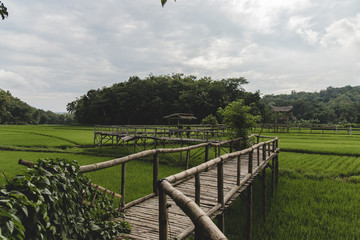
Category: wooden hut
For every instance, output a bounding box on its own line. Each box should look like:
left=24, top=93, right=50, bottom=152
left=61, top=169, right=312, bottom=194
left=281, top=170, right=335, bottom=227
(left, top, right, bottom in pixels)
left=270, top=105, right=293, bottom=132
left=163, top=113, right=197, bottom=125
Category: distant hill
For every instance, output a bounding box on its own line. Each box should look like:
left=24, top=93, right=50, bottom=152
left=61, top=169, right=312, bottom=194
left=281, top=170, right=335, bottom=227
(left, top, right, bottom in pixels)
left=0, top=89, right=73, bottom=124
left=261, top=85, right=360, bottom=124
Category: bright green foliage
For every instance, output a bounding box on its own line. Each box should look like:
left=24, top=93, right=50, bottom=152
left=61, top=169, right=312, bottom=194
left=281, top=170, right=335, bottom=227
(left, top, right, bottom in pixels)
left=201, top=114, right=218, bottom=125
left=0, top=158, right=130, bottom=239
left=219, top=99, right=261, bottom=140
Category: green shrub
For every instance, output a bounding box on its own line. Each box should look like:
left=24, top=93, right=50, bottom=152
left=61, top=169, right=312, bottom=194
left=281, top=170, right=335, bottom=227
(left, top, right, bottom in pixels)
left=201, top=114, right=218, bottom=125
left=0, top=158, right=130, bottom=239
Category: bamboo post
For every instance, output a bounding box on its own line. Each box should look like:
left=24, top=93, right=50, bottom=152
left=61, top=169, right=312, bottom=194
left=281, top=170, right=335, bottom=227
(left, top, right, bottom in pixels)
left=248, top=149, right=253, bottom=174
left=271, top=157, right=275, bottom=197
left=237, top=155, right=241, bottom=186
left=159, top=185, right=168, bottom=240
left=229, top=141, right=233, bottom=153
left=217, top=158, right=224, bottom=207
left=120, top=162, right=126, bottom=209
left=180, top=141, right=184, bottom=162
left=153, top=153, right=159, bottom=195
left=275, top=154, right=279, bottom=185
left=185, top=150, right=190, bottom=170
left=195, top=172, right=201, bottom=205
left=216, top=213, right=225, bottom=233
left=267, top=143, right=271, bottom=156
left=262, top=168, right=267, bottom=220
left=247, top=184, right=253, bottom=240
left=257, top=145, right=260, bottom=166
left=205, top=144, right=209, bottom=163
left=263, top=143, right=266, bottom=162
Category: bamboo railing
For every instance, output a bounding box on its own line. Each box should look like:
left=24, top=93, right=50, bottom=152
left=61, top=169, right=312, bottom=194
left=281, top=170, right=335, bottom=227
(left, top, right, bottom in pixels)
left=93, top=124, right=229, bottom=146
left=157, top=137, right=279, bottom=240
left=80, top=136, right=245, bottom=209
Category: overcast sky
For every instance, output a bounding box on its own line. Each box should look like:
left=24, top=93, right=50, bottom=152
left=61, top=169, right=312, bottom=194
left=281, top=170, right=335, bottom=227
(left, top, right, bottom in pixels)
left=1, top=0, right=359, bottom=112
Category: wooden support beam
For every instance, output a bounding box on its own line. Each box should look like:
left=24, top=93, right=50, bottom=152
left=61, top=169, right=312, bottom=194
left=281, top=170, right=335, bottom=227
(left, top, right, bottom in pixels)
left=205, top=144, right=209, bottom=163
left=195, top=172, right=201, bottom=206
left=153, top=153, right=159, bottom=195
left=217, top=158, right=224, bottom=207
left=271, top=157, right=275, bottom=197
left=120, top=162, right=126, bottom=209
left=216, top=213, right=225, bottom=233
left=262, top=168, right=267, bottom=221
left=185, top=149, right=190, bottom=170
left=248, top=150, right=253, bottom=174
left=236, top=155, right=241, bottom=186
left=247, top=184, right=253, bottom=240
left=275, top=154, right=279, bottom=185
left=159, top=186, right=168, bottom=240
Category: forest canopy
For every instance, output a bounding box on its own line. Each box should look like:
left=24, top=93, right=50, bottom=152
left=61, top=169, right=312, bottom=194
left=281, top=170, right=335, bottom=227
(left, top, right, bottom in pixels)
left=67, top=74, right=264, bottom=125
left=262, top=85, right=360, bottom=124
left=0, top=89, right=73, bottom=124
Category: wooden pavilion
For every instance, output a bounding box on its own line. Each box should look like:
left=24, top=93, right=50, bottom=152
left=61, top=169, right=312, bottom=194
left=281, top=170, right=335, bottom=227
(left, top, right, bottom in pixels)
left=270, top=105, right=293, bottom=132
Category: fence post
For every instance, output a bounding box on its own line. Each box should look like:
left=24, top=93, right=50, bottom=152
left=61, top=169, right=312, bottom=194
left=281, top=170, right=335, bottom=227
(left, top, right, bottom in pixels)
left=237, top=155, right=241, bottom=186
left=205, top=144, right=209, bottom=163
left=153, top=153, right=159, bottom=195
left=185, top=150, right=190, bottom=170
left=195, top=172, right=201, bottom=206
left=217, top=158, right=224, bottom=207
left=262, top=168, right=267, bottom=220
left=158, top=184, right=168, bottom=240
left=248, top=149, right=253, bottom=174
left=247, top=183, right=253, bottom=240
left=120, top=162, right=126, bottom=209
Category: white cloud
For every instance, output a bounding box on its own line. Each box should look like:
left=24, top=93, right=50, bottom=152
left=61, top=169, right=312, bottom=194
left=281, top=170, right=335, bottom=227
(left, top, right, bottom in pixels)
left=0, top=0, right=359, bottom=112
left=320, top=14, right=360, bottom=48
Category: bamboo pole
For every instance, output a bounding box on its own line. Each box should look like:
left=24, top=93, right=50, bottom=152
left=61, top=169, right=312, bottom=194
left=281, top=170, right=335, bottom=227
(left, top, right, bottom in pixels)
left=153, top=153, right=159, bottom=195
left=217, top=158, right=224, bottom=207
left=248, top=149, right=253, bottom=174
left=159, top=180, right=227, bottom=240
left=262, top=168, right=267, bottom=220
left=236, top=155, right=241, bottom=186
left=158, top=185, right=168, bottom=240
left=271, top=157, right=275, bottom=197
left=247, top=184, right=253, bottom=240
left=185, top=149, right=190, bottom=170
left=195, top=172, right=201, bottom=206
left=120, top=162, right=126, bottom=209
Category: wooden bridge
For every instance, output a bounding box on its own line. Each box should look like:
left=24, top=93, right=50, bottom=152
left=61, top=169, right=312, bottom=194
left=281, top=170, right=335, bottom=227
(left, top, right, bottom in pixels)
left=80, top=130, right=279, bottom=240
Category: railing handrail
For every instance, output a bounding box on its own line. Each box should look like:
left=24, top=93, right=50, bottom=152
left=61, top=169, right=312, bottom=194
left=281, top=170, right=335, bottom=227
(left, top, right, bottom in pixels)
left=158, top=137, right=279, bottom=240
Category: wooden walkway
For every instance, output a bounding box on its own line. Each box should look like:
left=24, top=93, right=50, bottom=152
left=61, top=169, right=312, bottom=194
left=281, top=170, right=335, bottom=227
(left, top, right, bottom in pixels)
left=117, top=143, right=278, bottom=240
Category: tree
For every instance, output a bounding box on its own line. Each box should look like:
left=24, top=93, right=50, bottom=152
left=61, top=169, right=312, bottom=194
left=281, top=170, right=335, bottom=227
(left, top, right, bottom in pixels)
left=0, top=1, right=8, bottom=20
left=218, top=99, right=261, bottom=147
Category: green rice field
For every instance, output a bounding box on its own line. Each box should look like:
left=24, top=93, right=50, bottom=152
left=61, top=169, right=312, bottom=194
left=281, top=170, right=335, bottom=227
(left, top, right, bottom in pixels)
left=1, top=125, right=360, bottom=239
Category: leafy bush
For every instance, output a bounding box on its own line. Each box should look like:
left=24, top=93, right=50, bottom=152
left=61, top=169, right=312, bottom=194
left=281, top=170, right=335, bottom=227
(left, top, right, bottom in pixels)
left=218, top=99, right=261, bottom=147
left=201, top=114, right=218, bottom=125
left=0, top=158, right=130, bottom=239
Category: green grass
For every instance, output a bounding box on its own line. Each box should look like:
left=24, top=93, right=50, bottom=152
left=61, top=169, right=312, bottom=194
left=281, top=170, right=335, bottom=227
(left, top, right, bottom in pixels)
left=2, top=125, right=360, bottom=239
left=0, top=125, right=183, bottom=204
left=257, top=132, right=360, bottom=155
left=224, top=128, right=360, bottom=239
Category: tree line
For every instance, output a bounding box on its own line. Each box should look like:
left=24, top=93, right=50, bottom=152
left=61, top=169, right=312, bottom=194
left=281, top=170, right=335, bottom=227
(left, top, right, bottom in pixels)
left=262, top=85, right=360, bottom=124
left=67, top=74, right=266, bottom=125
left=0, top=89, right=73, bottom=124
